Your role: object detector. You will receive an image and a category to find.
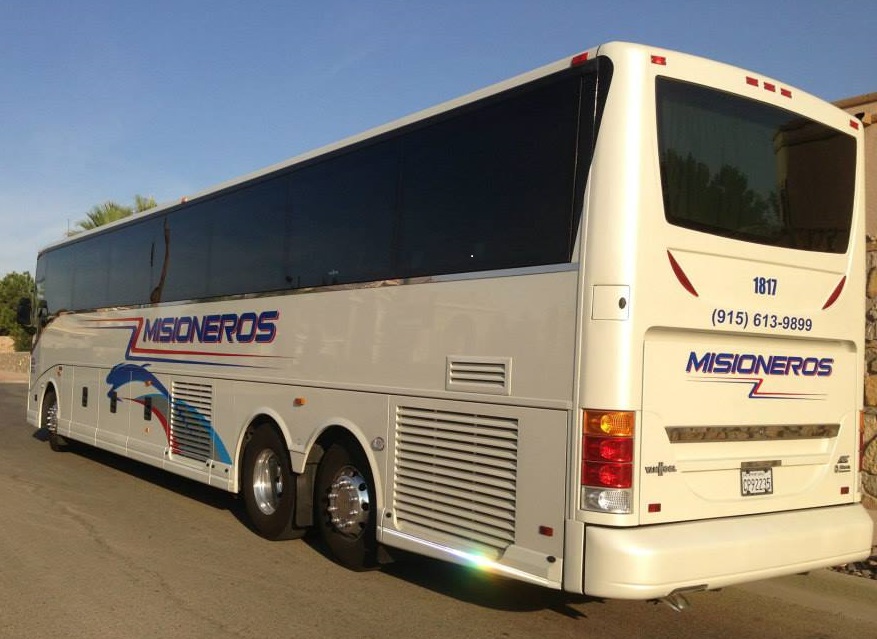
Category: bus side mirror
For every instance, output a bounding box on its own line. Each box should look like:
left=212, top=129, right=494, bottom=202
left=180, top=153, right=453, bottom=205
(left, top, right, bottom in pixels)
left=16, top=297, right=32, bottom=327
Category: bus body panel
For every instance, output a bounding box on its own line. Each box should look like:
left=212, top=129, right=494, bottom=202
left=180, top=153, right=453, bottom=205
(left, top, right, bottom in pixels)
left=641, top=330, right=859, bottom=523
left=583, top=503, right=873, bottom=599
left=381, top=397, right=569, bottom=588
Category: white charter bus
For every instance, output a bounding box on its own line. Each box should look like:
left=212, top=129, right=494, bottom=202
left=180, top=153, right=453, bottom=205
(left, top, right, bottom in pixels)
left=21, top=42, right=873, bottom=601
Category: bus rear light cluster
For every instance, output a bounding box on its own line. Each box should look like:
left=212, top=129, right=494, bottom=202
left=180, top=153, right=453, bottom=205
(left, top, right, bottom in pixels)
left=582, top=410, right=635, bottom=514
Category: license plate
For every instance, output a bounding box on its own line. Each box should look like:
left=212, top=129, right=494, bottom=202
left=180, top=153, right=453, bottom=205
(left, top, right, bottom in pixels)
left=741, top=467, right=773, bottom=496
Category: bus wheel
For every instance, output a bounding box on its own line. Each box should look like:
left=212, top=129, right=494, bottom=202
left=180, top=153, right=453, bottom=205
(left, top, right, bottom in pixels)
left=43, top=390, right=68, bottom=452
left=242, top=426, right=298, bottom=540
left=315, top=439, right=378, bottom=570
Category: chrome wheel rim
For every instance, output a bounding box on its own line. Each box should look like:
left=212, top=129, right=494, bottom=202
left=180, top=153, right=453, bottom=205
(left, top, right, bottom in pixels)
left=252, top=449, right=283, bottom=516
left=327, top=465, right=370, bottom=538
left=45, top=398, right=59, bottom=434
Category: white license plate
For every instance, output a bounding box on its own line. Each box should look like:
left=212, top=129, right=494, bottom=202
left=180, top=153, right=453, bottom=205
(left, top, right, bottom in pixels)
left=741, top=467, right=773, bottom=496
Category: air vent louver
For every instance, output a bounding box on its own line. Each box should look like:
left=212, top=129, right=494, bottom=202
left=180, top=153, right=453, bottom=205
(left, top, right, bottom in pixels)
left=393, top=405, right=518, bottom=556
left=446, top=356, right=511, bottom=395
left=170, top=381, right=214, bottom=463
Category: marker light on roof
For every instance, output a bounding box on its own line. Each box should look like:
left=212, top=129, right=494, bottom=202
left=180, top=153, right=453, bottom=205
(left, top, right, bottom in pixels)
left=746, top=75, right=792, bottom=98
left=570, top=52, right=590, bottom=66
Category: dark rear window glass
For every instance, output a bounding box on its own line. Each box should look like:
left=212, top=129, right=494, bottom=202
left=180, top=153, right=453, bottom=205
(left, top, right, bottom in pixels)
left=657, top=78, right=856, bottom=253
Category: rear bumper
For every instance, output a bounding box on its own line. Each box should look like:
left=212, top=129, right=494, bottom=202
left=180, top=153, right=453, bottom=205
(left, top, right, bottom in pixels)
left=583, top=504, right=873, bottom=599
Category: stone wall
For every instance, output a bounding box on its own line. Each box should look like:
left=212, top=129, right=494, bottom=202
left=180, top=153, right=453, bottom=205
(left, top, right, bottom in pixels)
left=0, top=352, right=29, bottom=374
left=863, top=237, right=877, bottom=507
left=0, top=337, right=29, bottom=374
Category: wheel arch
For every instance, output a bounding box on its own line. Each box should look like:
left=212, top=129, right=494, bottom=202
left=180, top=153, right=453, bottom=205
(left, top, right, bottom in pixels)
left=305, top=421, right=386, bottom=523
left=233, top=409, right=290, bottom=493
left=39, top=379, right=61, bottom=429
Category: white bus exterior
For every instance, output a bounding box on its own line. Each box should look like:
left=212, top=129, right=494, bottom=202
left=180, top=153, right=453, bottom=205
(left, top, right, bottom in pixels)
left=22, top=42, right=873, bottom=600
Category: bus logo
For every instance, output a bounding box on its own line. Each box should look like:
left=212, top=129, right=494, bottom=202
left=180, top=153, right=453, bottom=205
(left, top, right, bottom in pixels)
left=88, top=311, right=280, bottom=367
left=685, top=351, right=833, bottom=400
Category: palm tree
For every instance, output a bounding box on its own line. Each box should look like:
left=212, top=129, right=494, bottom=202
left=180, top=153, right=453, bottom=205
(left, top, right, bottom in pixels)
left=69, top=194, right=157, bottom=235
left=133, top=194, right=157, bottom=214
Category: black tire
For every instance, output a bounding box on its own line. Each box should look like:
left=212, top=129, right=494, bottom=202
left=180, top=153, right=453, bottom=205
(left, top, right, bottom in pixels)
left=42, top=390, right=68, bottom=452
left=241, top=426, right=298, bottom=540
left=314, top=438, right=378, bottom=570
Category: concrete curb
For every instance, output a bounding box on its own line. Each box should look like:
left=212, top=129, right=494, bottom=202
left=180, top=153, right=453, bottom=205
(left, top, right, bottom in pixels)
left=0, top=370, right=28, bottom=384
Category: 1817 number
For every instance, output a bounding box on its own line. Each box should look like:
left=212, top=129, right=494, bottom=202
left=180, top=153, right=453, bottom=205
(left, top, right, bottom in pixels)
left=753, top=277, right=777, bottom=296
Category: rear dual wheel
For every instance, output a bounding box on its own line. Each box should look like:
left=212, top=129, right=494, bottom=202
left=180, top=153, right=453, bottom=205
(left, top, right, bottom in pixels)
left=315, top=440, right=378, bottom=570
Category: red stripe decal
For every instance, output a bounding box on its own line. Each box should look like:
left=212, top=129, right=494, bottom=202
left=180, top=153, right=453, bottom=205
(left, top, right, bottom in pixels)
left=667, top=251, right=699, bottom=297
left=822, top=276, right=846, bottom=310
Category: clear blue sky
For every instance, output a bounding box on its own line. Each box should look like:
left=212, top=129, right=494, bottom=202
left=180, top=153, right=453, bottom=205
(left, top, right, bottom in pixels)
left=1, top=0, right=874, bottom=277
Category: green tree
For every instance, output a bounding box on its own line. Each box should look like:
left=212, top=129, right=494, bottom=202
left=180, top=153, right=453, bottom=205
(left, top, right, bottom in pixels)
left=0, top=271, right=35, bottom=351
left=69, top=194, right=157, bottom=235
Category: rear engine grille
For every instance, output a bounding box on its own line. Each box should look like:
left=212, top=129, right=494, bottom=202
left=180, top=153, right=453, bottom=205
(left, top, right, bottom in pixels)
left=170, top=381, right=214, bottom=462
left=393, top=405, right=518, bottom=555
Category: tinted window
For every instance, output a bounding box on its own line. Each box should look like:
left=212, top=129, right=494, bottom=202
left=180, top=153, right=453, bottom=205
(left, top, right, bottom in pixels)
left=288, top=140, right=397, bottom=287
left=108, top=219, right=162, bottom=306
left=209, top=176, right=289, bottom=296
left=71, top=237, right=109, bottom=310
left=398, top=74, right=584, bottom=276
left=161, top=201, right=211, bottom=301
left=38, top=249, right=72, bottom=315
left=657, top=78, right=856, bottom=253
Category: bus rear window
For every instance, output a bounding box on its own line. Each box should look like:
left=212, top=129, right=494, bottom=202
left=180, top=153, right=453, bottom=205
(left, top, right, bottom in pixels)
left=657, top=78, right=856, bottom=254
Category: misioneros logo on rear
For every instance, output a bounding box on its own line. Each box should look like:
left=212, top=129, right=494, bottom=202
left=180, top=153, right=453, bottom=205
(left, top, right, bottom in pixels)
left=685, top=351, right=833, bottom=400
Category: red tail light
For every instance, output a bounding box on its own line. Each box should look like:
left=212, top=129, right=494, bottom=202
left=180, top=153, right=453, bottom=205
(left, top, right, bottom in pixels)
left=582, top=410, right=635, bottom=491
left=585, top=436, right=633, bottom=463
left=583, top=461, right=633, bottom=488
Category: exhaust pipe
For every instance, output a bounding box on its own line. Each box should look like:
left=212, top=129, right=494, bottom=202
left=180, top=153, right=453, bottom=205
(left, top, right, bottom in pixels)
left=655, top=585, right=708, bottom=612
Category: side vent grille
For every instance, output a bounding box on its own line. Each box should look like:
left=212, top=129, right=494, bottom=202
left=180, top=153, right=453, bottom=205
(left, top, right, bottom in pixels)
left=446, top=356, right=511, bottom=395
left=170, top=381, right=214, bottom=462
left=393, top=405, right=518, bottom=556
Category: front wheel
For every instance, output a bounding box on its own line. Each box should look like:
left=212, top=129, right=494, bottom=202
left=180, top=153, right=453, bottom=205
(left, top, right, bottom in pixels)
left=42, top=390, right=68, bottom=452
left=315, top=439, right=378, bottom=570
left=241, top=426, right=299, bottom=540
